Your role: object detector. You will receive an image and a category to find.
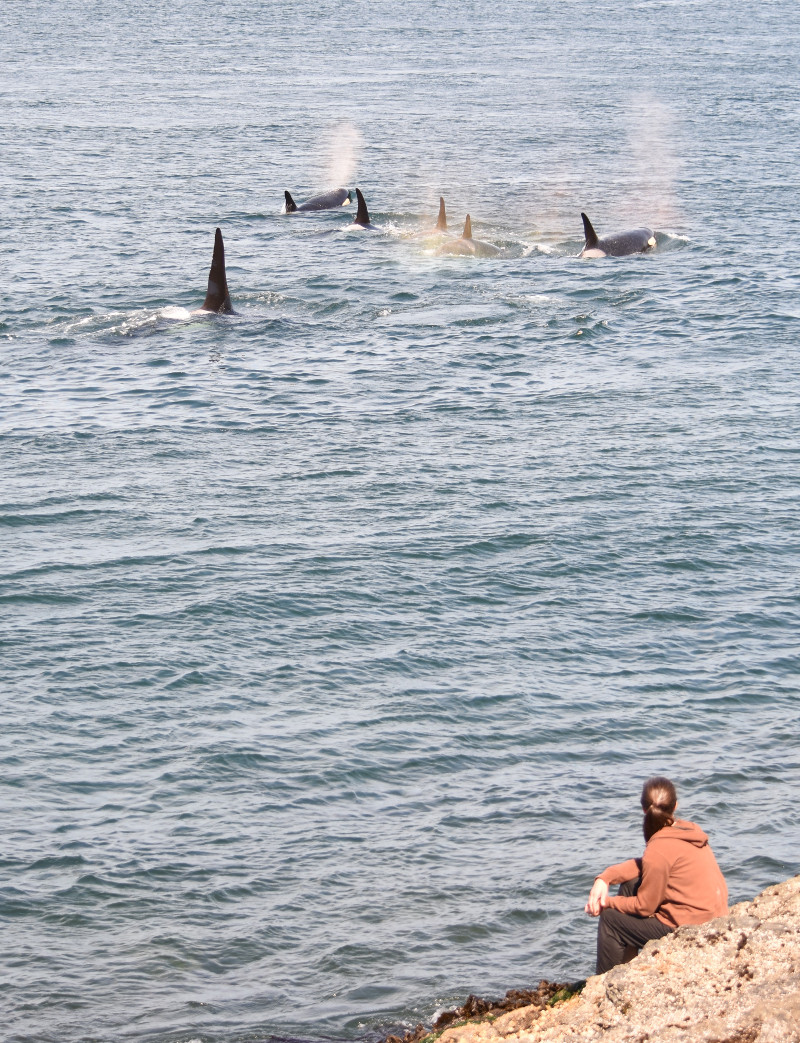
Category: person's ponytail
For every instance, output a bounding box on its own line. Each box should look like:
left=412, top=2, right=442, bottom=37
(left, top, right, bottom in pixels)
left=641, top=776, right=677, bottom=842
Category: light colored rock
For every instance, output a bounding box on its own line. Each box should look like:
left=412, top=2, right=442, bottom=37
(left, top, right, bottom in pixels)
left=435, top=876, right=800, bottom=1043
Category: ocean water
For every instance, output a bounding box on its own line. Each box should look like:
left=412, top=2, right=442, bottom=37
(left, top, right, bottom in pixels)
left=2, top=1, right=799, bottom=1041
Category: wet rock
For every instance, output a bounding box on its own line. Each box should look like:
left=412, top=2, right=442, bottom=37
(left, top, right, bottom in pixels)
left=380, top=981, right=574, bottom=1043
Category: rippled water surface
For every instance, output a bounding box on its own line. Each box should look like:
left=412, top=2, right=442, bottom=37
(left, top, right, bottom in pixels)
left=2, top=1, right=800, bottom=1041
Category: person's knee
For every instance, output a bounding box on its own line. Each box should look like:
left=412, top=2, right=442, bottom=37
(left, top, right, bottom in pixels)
left=617, top=876, right=641, bottom=898
left=599, top=906, right=625, bottom=930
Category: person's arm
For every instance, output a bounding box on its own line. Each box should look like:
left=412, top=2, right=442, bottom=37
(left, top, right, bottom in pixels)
left=598, top=858, right=641, bottom=886
left=606, top=850, right=669, bottom=917
left=585, top=858, right=642, bottom=916
left=584, top=877, right=608, bottom=915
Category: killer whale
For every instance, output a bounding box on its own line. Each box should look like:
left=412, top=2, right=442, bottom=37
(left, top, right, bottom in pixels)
left=436, top=214, right=499, bottom=257
left=409, top=197, right=448, bottom=239
left=434, top=196, right=447, bottom=232
left=580, top=213, right=656, bottom=258
left=350, top=188, right=375, bottom=229
left=194, top=227, right=234, bottom=314
left=284, top=188, right=353, bottom=213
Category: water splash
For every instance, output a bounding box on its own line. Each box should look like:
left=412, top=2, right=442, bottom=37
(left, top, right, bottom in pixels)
left=625, top=94, right=683, bottom=230
left=323, top=122, right=364, bottom=189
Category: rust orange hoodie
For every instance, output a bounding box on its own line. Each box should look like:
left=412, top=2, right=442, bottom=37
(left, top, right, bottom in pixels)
left=598, top=819, right=728, bottom=928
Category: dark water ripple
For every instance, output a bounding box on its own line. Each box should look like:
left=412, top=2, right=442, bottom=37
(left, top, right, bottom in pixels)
left=3, top=1, right=800, bottom=1042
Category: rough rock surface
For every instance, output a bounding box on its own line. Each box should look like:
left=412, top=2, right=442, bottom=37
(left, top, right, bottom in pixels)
left=435, top=875, right=800, bottom=1043
left=385, top=983, right=572, bottom=1043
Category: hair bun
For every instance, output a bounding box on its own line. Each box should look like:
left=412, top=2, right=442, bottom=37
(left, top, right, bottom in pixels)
left=640, top=776, right=678, bottom=841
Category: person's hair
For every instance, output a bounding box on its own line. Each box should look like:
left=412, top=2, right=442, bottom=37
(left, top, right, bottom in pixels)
left=641, top=776, right=677, bottom=842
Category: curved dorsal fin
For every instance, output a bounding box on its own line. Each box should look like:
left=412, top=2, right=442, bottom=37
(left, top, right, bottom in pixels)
left=462, top=214, right=472, bottom=239
left=284, top=190, right=297, bottom=214
left=581, top=212, right=599, bottom=249
left=201, top=227, right=233, bottom=314
left=436, top=196, right=447, bottom=231
left=354, top=188, right=370, bottom=226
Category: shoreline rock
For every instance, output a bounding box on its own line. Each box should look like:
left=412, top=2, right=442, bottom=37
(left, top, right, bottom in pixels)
left=383, top=982, right=580, bottom=1043
left=394, top=875, right=800, bottom=1043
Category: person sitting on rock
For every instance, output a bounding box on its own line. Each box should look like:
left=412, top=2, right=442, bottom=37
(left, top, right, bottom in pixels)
left=584, top=776, right=728, bottom=975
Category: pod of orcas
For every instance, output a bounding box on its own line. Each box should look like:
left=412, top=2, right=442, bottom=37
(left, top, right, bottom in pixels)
left=193, top=191, right=657, bottom=314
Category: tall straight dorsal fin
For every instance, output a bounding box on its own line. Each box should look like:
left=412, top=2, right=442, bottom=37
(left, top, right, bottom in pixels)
left=354, top=188, right=370, bottom=226
left=201, top=227, right=233, bottom=314
left=284, top=190, right=298, bottom=213
left=463, top=214, right=472, bottom=240
left=436, top=197, right=447, bottom=231
left=581, top=212, right=599, bottom=250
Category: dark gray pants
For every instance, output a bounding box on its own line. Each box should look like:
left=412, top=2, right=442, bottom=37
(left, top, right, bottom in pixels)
left=596, top=877, right=673, bottom=974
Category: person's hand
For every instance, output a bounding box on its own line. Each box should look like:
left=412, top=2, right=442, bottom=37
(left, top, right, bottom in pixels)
left=584, top=878, right=609, bottom=916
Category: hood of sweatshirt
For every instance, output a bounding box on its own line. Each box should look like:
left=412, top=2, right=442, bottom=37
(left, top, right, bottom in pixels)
left=649, top=818, right=709, bottom=848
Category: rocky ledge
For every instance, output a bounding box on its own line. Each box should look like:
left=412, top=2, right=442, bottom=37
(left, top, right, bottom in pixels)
left=432, top=875, right=800, bottom=1043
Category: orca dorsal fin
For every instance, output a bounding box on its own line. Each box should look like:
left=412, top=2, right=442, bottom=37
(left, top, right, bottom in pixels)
left=463, top=214, right=472, bottom=239
left=284, top=190, right=297, bottom=214
left=354, top=188, right=370, bottom=226
left=436, top=197, right=447, bottom=231
left=201, top=227, right=233, bottom=314
left=581, top=212, right=599, bottom=249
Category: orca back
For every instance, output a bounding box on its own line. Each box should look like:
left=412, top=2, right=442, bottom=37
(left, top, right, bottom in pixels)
left=581, top=212, right=655, bottom=256
left=201, top=227, right=233, bottom=314
left=599, top=228, right=655, bottom=256
left=299, top=188, right=351, bottom=211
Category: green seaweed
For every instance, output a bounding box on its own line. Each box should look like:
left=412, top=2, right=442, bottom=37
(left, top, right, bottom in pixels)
left=547, top=981, right=586, bottom=1006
